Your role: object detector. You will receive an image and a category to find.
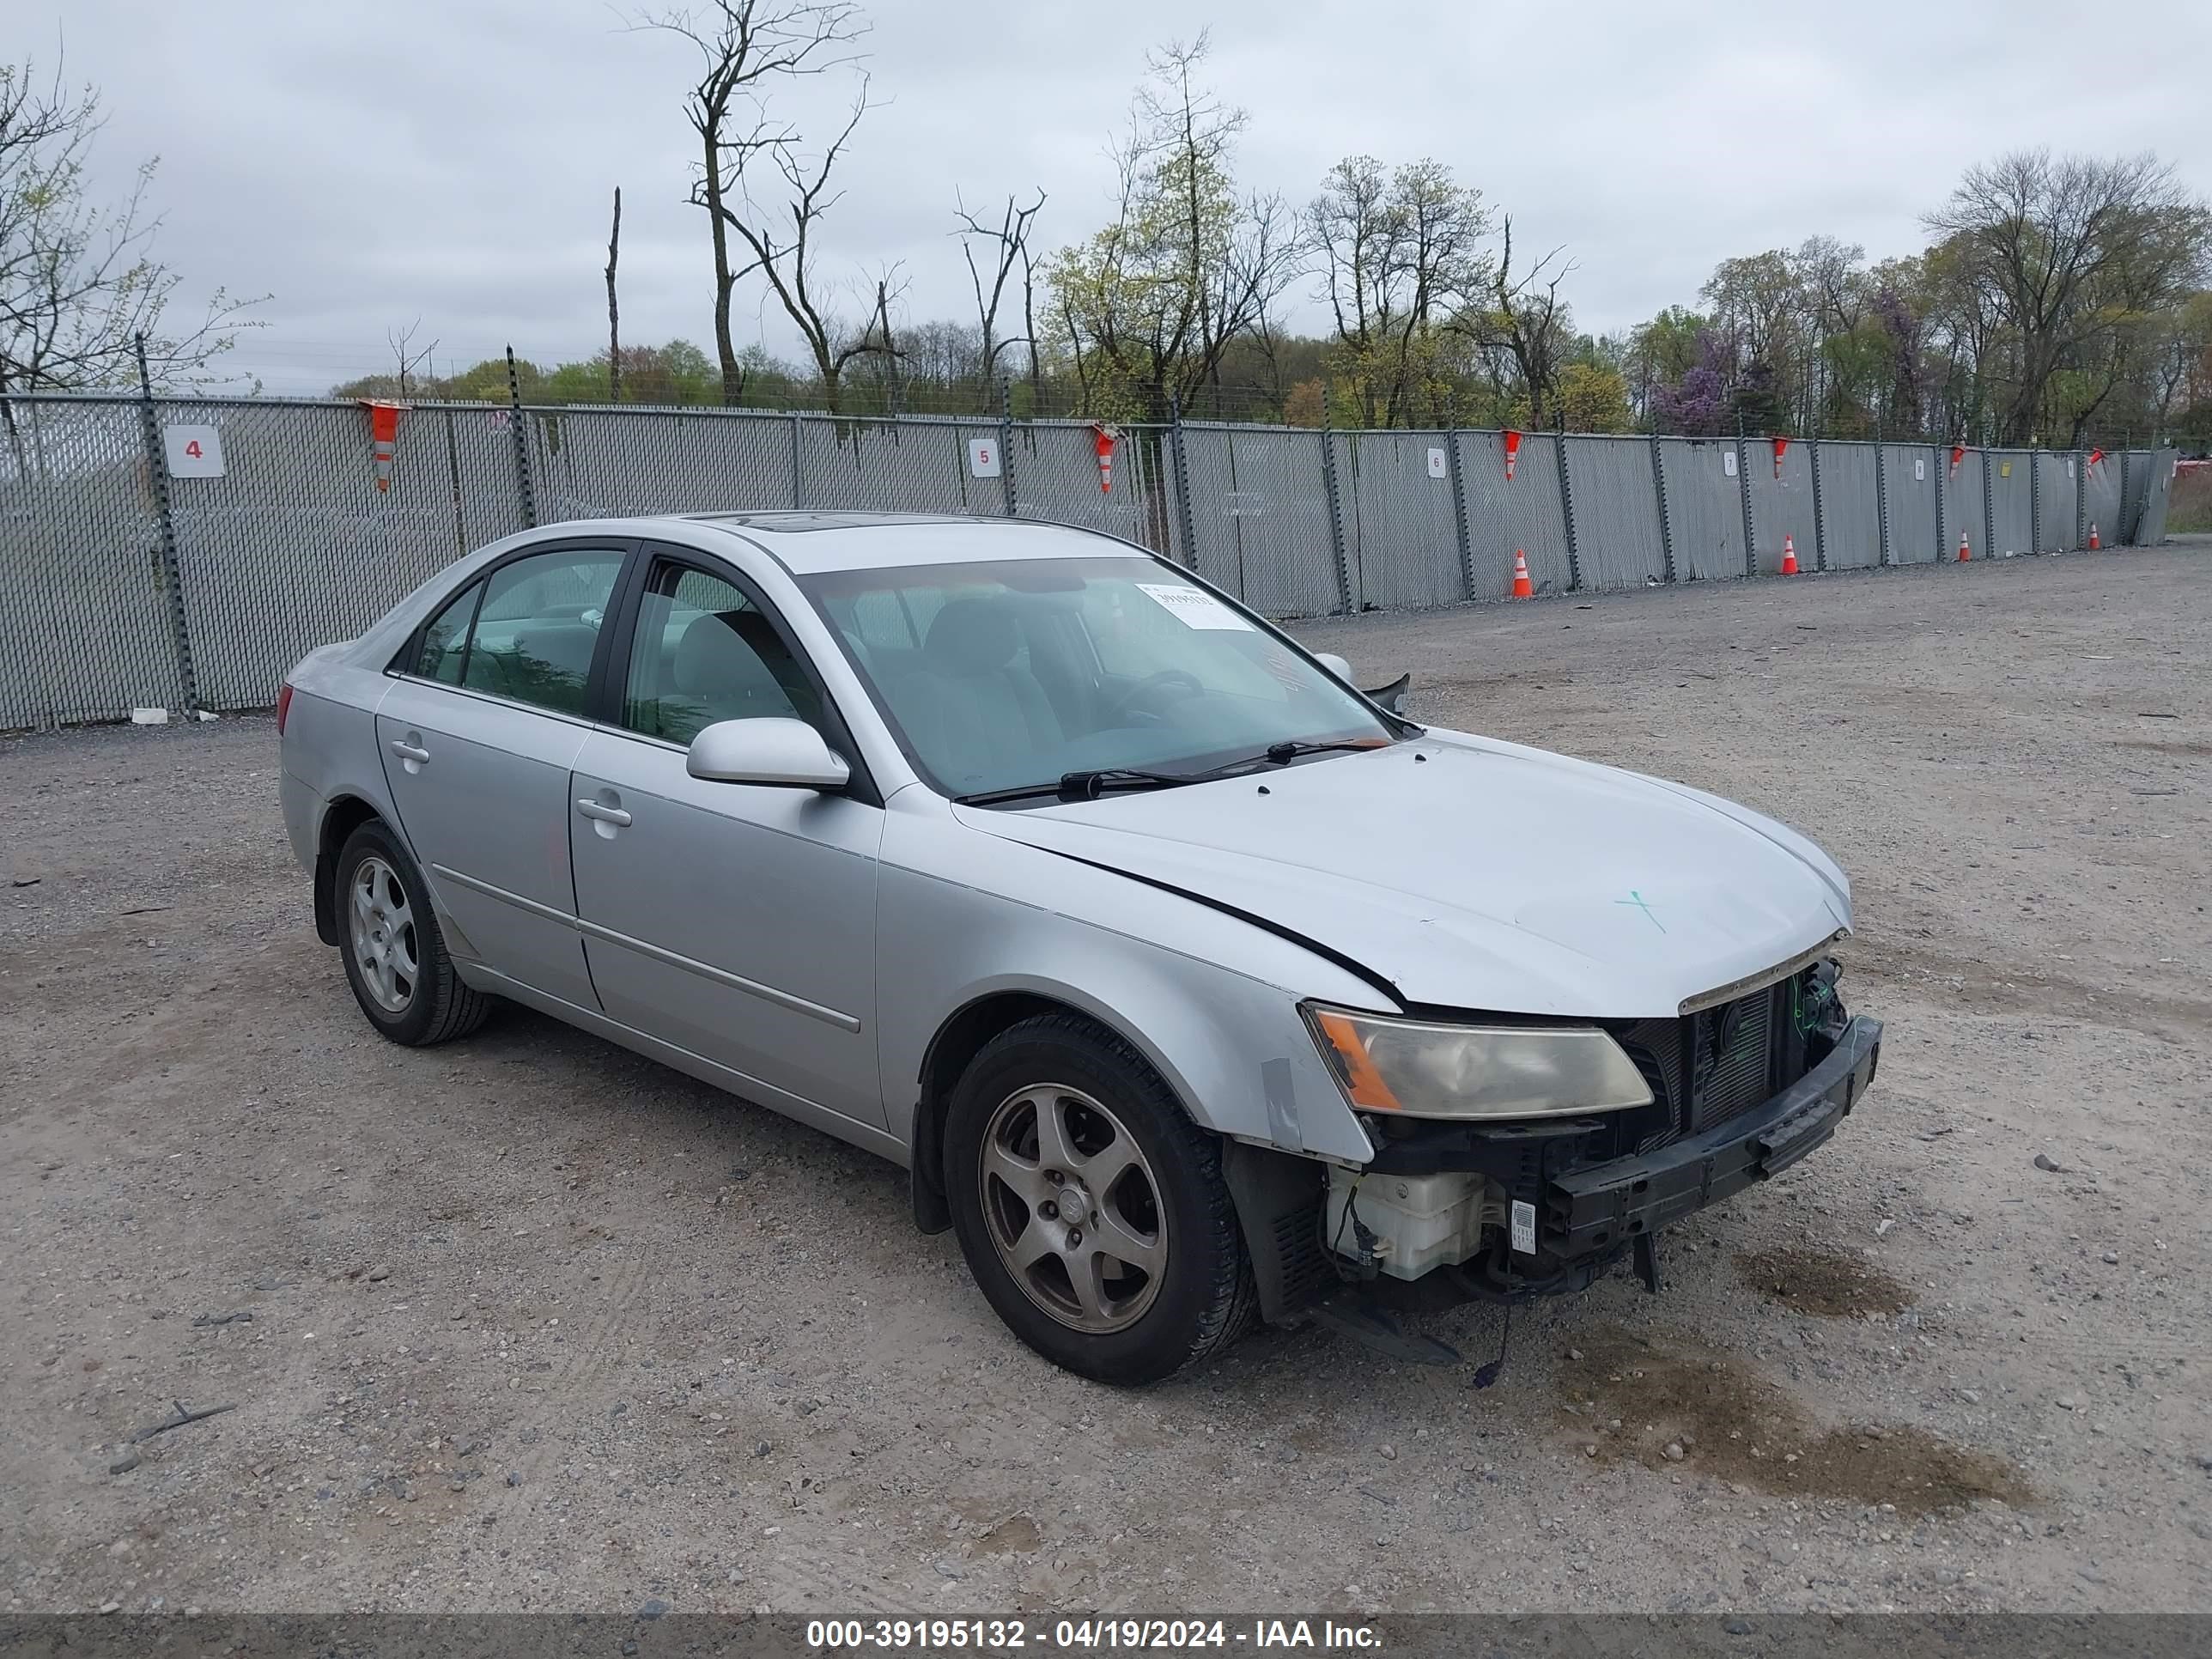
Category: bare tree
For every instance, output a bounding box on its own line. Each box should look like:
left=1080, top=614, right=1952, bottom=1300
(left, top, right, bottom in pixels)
left=708, top=84, right=895, bottom=416
left=1018, top=222, right=1045, bottom=409
left=1142, top=35, right=1305, bottom=414
left=953, top=187, right=1045, bottom=406
left=1, top=53, right=261, bottom=392
left=1925, top=149, right=2211, bottom=442
left=387, top=318, right=438, bottom=398
left=631, top=0, right=865, bottom=406
left=866, top=264, right=907, bottom=412
left=1310, top=155, right=1390, bottom=422
left=1047, top=34, right=1306, bottom=420
left=605, top=185, right=623, bottom=401
left=1310, top=155, right=1487, bottom=425
left=1481, top=214, right=1576, bottom=427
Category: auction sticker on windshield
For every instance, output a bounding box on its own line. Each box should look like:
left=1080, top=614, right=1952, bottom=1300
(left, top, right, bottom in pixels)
left=1137, top=582, right=1253, bottom=629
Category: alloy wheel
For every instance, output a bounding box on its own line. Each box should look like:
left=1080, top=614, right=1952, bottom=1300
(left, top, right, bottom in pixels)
left=349, top=855, right=418, bottom=1015
left=978, top=1083, right=1168, bottom=1334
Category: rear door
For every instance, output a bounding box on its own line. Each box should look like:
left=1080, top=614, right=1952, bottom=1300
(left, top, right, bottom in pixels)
left=565, top=546, right=888, bottom=1130
left=376, top=538, right=632, bottom=1012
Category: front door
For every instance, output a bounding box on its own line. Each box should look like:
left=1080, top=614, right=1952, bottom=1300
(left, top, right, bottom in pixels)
left=566, top=552, right=886, bottom=1129
left=376, top=541, right=629, bottom=1013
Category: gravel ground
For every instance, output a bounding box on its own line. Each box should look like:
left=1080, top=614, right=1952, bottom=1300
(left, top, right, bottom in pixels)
left=3, top=544, right=2209, bottom=1619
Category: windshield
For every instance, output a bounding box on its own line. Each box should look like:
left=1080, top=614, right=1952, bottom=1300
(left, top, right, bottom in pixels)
left=798, top=555, right=1396, bottom=800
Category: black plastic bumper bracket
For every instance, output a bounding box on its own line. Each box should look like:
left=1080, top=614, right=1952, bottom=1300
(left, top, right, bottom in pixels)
left=1547, top=1016, right=1882, bottom=1256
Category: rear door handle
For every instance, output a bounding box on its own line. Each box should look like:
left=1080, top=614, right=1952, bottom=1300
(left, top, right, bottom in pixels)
left=575, top=799, right=632, bottom=827
left=389, top=739, right=430, bottom=763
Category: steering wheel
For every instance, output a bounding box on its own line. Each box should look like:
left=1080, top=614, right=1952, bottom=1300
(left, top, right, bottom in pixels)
left=1105, top=669, right=1205, bottom=725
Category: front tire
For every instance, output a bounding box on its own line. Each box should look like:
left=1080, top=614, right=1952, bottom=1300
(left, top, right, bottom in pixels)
left=945, top=1014, right=1255, bottom=1384
left=334, top=819, right=492, bottom=1047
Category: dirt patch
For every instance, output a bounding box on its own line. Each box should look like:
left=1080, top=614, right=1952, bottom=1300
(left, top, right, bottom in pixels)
left=973, top=1514, right=1042, bottom=1555
left=1736, top=1245, right=1915, bottom=1318
left=1557, top=1327, right=2033, bottom=1515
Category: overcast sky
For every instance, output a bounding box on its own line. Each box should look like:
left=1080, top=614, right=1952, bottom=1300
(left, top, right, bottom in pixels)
left=30, top=0, right=2212, bottom=394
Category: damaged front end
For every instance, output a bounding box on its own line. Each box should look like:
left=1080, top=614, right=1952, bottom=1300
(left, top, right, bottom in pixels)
left=1292, top=958, right=1881, bottom=1360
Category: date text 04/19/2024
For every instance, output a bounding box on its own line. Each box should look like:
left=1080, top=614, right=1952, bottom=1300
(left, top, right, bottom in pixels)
left=805, top=1619, right=1383, bottom=1650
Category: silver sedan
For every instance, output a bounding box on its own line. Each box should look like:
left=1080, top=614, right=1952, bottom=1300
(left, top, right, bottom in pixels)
left=280, top=513, right=1880, bottom=1382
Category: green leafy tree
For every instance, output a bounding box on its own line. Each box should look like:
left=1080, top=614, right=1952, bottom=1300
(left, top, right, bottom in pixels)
left=1624, top=306, right=1706, bottom=422
left=1466, top=214, right=1578, bottom=428
left=1044, top=34, right=1304, bottom=422
left=1924, top=149, right=2211, bottom=443
left=1309, top=155, right=1488, bottom=427
left=1553, top=361, right=1631, bottom=433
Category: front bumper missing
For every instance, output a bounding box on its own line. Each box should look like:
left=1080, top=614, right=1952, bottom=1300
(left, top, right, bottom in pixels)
left=1547, top=1014, right=1881, bottom=1256
left=1298, top=1015, right=1881, bottom=1362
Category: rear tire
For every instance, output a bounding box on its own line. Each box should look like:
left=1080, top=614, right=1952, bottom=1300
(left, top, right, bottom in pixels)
left=945, top=1013, right=1255, bottom=1384
left=333, top=819, right=492, bottom=1047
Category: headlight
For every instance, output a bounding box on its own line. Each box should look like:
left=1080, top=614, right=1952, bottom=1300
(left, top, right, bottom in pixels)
left=1302, top=1004, right=1654, bottom=1120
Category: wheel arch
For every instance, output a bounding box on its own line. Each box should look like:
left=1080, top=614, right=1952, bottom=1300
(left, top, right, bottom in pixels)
left=912, top=984, right=1338, bottom=1329
left=909, top=984, right=1193, bottom=1236
left=313, top=793, right=386, bottom=945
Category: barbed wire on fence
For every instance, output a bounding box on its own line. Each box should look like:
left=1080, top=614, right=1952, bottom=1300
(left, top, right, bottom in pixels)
left=0, top=385, right=2183, bottom=732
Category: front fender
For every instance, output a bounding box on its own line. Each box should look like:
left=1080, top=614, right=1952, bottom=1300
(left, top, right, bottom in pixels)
left=877, top=803, right=1379, bottom=1167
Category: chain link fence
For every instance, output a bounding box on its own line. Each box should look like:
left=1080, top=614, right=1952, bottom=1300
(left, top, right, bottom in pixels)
left=1176, top=423, right=1341, bottom=618
left=1655, top=437, right=1746, bottom=581
left=1814, top=442, right=1881, bottom=571
left=1562, top=436, right=1668, bottom=590
left=1881, top=444, right=1942, bottom=564
left=0, top=389, right=2182, bottom=731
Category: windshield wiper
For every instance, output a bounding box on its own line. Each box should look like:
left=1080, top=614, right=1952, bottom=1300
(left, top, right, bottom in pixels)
left=953, top=744, right=1383, bottom=807
left=1267, top=738, right=1383, bottom=763
left=953, top=767, right=1201, bottom=807
left=1190, top=738, right=1388, bottom=778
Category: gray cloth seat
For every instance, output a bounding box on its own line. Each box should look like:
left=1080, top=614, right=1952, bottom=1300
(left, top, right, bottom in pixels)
left=902, top=598, right=1061, bottom=788
left=650, top=610, right=797, bottom=738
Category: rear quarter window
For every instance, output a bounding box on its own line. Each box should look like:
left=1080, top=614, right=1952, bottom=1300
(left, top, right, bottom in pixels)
left=410, top=581, right=481, bottom=684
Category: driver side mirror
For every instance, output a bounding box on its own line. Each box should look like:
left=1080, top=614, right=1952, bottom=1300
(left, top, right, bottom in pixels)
left=1312, top=651, right=1412, bottom=715
left=1362, top=672, right=1412, bottom=715
left=686, top=718, right=851, bottom=791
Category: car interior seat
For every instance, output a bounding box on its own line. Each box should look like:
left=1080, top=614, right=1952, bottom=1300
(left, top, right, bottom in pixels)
left=908, top=597, right=1062, bottom=787
left=660, top=609, right=799, bottom=739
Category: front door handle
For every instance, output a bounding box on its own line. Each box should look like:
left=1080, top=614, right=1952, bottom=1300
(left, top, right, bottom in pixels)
left=575, top=799, right=632, bottom=828
left=389, top=738, right=430, bottom=763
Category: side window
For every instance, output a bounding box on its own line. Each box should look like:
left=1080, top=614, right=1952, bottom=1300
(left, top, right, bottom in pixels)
left=622, top=561, right=822, bottom=746
left=461, top=547, right=625, bottom=715
left=412, top=580, right=482, bottom=684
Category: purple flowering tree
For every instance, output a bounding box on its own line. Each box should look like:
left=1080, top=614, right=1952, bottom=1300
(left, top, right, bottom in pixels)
left=1651, top=329, right=1733, bottom=434
left=1871, top=284, right=1923, bottom=433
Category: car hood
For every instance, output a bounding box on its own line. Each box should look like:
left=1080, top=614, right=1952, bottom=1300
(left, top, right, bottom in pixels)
left=953, top=732, right=1850, bottom=1018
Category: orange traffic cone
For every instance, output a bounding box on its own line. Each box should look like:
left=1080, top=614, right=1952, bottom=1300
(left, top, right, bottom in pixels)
left=1510, top=549, right=1534, bottom=599
left=2088, top=521, right=2100, bottom=550
left=1957, top=531, right=1972, bottom=562
left=1780, top=533, right=1800, bottom=575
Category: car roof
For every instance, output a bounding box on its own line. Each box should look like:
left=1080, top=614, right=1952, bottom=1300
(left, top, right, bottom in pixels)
left=679, top=511, right=1146, bottom=574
